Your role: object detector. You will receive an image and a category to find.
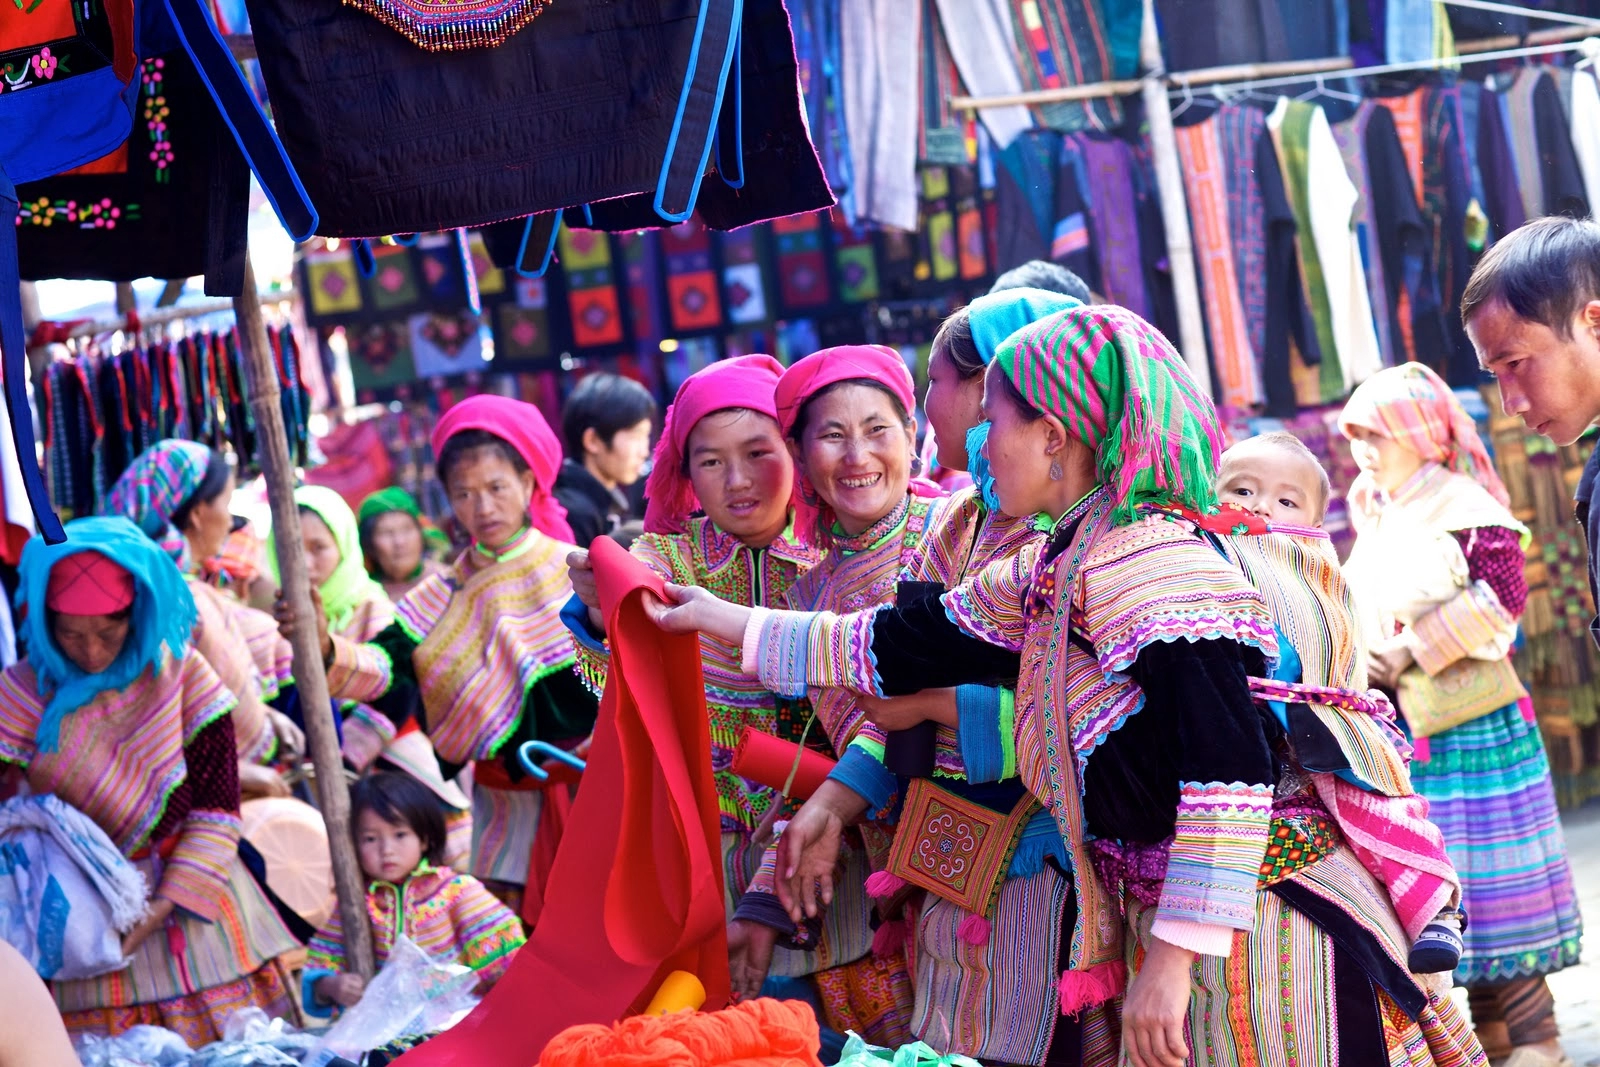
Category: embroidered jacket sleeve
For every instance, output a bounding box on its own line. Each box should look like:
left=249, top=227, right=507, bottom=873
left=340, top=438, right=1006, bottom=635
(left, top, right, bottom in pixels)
left=327, top=621, right=420, bottom=711
left=448, top=874, right=527, bottom=989
left=0, top=667, right=37, bottom=769
left=160, top=673, right=243, bottom=922
left=563, top=533, right=688, bottom=696
left=1075, top=525, right=1280, bottom=958
left=1403, top=525, right=1526, bottom=676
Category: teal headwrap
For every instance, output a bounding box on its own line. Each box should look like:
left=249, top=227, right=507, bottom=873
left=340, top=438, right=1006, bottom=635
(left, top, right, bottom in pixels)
left=962, top=288, right=1084, bottom=509
left=18, top=517, right=197, bottom=752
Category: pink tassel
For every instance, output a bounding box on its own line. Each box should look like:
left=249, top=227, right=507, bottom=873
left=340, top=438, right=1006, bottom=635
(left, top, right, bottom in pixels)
left=1519, top=695, right=1538, bottom=724
left=865, top=871, right=908, bottom=898
left=871, top=919, right=908, bottom=958
left=1058, top=960, right=1128, bottom=1017
left=1412, top=736, right=1431, bottom=764
left=956, top=913, right=990, bottom=945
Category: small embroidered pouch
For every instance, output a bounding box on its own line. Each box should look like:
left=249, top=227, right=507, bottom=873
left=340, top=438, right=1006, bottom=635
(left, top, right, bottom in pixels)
left=886, top=778, right=1037, bottom=916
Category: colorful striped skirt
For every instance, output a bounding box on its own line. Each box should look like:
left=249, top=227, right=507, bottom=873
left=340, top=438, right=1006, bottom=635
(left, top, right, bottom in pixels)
left=1410, top=702, right=1583, bottom=985
left=1125, top=846, right=1487, bottom=1067
left=912, top=866, right=1068, bottom=1067
left=53, top=853, right=301, bottom=1046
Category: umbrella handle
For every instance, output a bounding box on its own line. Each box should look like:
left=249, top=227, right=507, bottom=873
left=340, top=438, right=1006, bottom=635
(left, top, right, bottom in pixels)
left=518, top=740, right=586, bottom=779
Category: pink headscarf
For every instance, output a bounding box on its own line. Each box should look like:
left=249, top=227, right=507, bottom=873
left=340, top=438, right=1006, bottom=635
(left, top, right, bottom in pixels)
left=1338, top=362, right=1510, bottom=507
left=774, top=345, right=917, bottom=438
left=775, top=346, right=942, bottom=536
left=432, top=394, right=576, bottom=543
left=642, top=355, right=787, bottom=535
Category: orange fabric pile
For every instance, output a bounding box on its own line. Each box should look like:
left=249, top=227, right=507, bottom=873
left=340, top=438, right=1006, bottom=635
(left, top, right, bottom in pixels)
left=538, top=999, right=822, bottom=1067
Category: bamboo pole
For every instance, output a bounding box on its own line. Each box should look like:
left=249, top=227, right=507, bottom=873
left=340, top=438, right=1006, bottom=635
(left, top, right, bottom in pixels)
left=233, top=257, right=375, bottom=979
left=1138, top=0, right=1212, bottom=394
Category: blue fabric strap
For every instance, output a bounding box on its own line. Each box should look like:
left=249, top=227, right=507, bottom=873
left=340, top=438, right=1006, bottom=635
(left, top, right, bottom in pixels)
left=0, top=170, right=64, bottom=543
left=513, top=213, right=561, bottom=279
left=714, top=28, right=745, bottom=190
left=654, top=0, right=744, bottom=222
left=165, top=0, right=318, bottom=240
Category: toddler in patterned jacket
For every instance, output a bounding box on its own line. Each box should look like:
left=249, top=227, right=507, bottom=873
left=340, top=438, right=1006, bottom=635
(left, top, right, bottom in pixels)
left=304, top=773, right=525, bottom=1014
left=1218, top=432, right=1465, bottom=974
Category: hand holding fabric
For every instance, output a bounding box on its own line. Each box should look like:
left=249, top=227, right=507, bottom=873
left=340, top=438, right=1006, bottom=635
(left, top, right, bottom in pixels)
left=565, top=549, right=606, bottom=634
left=643, top=583, right=752, bottom=645
left=276, top=585, right=332, bottom=662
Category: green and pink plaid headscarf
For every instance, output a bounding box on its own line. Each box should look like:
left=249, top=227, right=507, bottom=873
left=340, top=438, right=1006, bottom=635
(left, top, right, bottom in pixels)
left=105, top=439, right=215, bottom=570
left=993, top=305, right=1223, bottom=526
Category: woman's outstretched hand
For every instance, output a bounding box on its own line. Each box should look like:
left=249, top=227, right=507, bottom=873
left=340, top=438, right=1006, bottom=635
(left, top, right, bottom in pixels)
left=641, top=583, right=753, bottom=645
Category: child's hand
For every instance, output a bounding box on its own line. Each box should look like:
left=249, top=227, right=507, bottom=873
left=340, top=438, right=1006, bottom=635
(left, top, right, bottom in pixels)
left=315, top=972, right=367, bottom=1008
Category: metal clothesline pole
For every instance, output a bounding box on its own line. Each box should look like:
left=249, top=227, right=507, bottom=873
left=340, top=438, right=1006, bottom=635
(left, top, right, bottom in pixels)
left=57, top=290, right=297, bottom=342
left=1440, top=0, right=1600, bottom=29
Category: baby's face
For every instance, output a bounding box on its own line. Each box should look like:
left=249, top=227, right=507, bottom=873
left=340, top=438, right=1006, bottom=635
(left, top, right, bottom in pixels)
left=1218, top=445, right=1324, bottom=527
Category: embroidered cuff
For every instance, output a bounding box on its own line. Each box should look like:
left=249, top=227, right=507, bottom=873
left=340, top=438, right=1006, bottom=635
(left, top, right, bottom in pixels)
left=733, top=889, right=797, bottom=936
left=159, top=809, right=243, bottom=922
left=742, top=607, right=772, bottom=676
left=1409, top=582, right=1517, bottom=676
left=340, top=705, right=396, bottom=772
left=1156, top=781, right=1274, bottom=932
left=326, top=636, right=394, bottom=703
left=957, top=685, right=1012, bottom=784
left=560, top=594, right=607, bottom=652
left=301, top=968, right=339, bottom=1019
left=1150, top=917, right=1238, bottom=958
left=829, top=745, right=898, bottom=813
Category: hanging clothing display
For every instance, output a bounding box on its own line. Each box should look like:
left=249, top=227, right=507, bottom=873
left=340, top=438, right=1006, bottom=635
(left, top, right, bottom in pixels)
left=239, top=0, right=831, bottom=237
left=929, top=0, right=1032, bottom=150
left=40, top=324, right=310, bottom=523
left=15, top=49, right=250, bottom=296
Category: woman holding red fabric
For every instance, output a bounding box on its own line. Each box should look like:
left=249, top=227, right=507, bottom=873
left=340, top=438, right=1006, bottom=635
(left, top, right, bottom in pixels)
left=289, top=395, right=598, bottom=917
left=0, top=518, right=299, bottom=1045
left=651, top=307, right=1487, bottom=1067
left=718, top=344, right=945, bottom=1048
left=562, top=355, right=823, bottom=998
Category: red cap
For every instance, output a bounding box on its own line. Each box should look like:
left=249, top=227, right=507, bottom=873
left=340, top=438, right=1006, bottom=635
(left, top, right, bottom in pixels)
left=46, top=551, right=136, bottom=616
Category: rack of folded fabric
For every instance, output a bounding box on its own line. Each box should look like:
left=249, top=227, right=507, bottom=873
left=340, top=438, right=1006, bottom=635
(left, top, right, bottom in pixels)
left=40, top=315, right=311, bottom=522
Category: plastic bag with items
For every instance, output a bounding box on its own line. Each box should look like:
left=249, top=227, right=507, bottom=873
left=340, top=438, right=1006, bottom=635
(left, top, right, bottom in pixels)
left=834, top=1031, right=986, bottom=1067
left=76, top=1025, right=192, bottom=1067
left=302, top=934, right=479, bottom=1067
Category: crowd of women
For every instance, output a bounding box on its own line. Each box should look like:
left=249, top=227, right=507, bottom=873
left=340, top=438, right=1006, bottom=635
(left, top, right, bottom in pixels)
left=0, top=257, right=1583, bottom=1067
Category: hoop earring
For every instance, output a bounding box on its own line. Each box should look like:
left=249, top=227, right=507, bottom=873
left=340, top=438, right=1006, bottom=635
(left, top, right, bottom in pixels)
left=1049, top=461, right=1063, bottom=481
left=910, top=454, right=925, bottom=477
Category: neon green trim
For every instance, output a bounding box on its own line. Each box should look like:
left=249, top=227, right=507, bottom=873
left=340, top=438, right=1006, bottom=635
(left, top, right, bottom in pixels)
left=473, top=526, right=536, bottom=563
left=483, top=653, right=579, bottom=759
left=999, top=688, right=1017, bottom=781
left=850, top=736, right=887, bottom=764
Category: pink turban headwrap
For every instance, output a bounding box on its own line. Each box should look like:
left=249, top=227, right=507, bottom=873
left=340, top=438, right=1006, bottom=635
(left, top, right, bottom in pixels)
left=775, top=346, right=942, bottom=535
left=1338, top=362, right=1509, bottom=507
left=774, top=344, right=917, bottom=438
left=432, top=394, right=576, bottom=543
left=642, top=355, right=787, bottom=535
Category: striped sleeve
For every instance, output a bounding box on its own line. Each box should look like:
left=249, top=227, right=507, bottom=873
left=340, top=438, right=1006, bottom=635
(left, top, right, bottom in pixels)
left=159, top=809, right=242, bottom=921
left=1405, top=580, right=1519, bottom=676
left=303, top=904, right=348, bottom=1017
left=941, top=553, right=1031, bottom=652
left=0, top=667, right=39, bottom=768
left=1153, top=781, right=1275, bottom=953
left=748, top=608, right=884, bottom=698
left=327, top=634, right=397, bottom=703
left=448, top=875, right=527, bottom=987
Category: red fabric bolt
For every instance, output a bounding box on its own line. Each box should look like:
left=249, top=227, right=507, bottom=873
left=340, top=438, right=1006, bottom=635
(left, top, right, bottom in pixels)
left=45, top=551, right=136, bottom=616
left=394, top=536, right=729, bottom=1067
left=643, top=355, right=786, bottom=535
left=431, top=393, right=575, bottom=543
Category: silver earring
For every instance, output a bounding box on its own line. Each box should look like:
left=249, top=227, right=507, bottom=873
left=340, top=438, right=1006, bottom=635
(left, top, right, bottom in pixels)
left=910, top=454, right=924, bottom=477
left=1049, top=461, right=1062, bottom=481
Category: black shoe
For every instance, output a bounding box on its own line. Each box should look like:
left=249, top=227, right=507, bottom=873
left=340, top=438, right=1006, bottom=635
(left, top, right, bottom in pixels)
left=1408, top=918, right=1464, bottom=973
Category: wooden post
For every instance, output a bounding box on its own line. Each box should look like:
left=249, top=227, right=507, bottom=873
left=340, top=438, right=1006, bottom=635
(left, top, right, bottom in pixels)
left=1138, top=0, right=1213, bottom=394
left=234, top=257, right=376, bottom=979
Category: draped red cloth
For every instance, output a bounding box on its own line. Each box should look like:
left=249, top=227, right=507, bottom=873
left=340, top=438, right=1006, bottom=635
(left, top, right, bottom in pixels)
left=395, top=535, right=730, bottom=1065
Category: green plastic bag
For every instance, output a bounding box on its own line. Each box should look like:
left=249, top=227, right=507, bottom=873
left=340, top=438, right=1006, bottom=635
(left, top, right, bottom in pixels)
left=834, top=1031, right=986, bottom=1067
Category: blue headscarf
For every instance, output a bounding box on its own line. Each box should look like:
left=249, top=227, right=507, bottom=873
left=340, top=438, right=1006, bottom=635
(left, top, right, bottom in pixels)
left=17, top=517, right=198, bottom=752
left=963, top=288, right=1085, bottom=509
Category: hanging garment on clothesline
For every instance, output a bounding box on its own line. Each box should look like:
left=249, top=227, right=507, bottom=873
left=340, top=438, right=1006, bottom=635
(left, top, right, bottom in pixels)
left=41, top=324, right=310, bottom=522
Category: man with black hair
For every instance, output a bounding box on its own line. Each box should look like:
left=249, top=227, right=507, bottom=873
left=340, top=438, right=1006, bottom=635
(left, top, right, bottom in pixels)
left=554, top=372, right=658, bottom=548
